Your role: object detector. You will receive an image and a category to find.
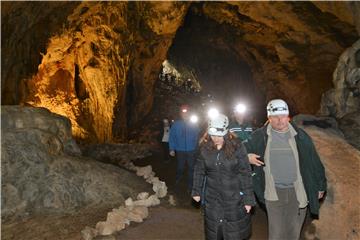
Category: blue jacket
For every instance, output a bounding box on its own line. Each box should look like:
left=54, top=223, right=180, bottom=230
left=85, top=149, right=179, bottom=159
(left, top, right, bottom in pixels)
left=169, top=120, right=200, bottom=152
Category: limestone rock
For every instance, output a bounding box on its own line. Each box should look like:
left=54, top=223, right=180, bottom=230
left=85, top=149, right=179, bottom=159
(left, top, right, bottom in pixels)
left=124, top=198, right=134, bottom=207
left=106, top=207, right=129, bottom=224
left=130, top=194, right=161, bottom=208
left=339, top=112, right=360, bottom=150
left=127, top=211, right=144, bottom=223
left=319, top=39, right=360, bottom=118
left=1, top=105, right=81, bottom=156
left=137, top=192, right=150, bottom=200
left=292, top=114, right=344, bottom=137
left=81, top=143, right=152, bottom=166
left=302, top=127, right=360, bottom=240
left=168, top=195, right=176, bottom=206
left=318, top=39, right=360, bottom=149
left=93, top=236, right=116, bottom=240
left=1, top=106, right=149, bottom=220
left=131, top=206, right=149, bottom=220
left=91, top=205, right=148, bottom=237
left=152, top=180, right=168, bottom=198
left=136, top=165, right=153, bottom=179
left=81, top=226, right=98, bottom=240
left=95, top=221, right=119, bottom=236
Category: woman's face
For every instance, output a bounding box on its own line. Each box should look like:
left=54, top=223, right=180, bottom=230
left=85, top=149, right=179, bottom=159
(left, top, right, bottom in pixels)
left=210, top=135, right=224, bottom=148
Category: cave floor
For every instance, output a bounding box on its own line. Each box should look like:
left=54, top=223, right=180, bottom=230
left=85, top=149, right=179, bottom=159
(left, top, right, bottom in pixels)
left=2, top=149, right=270, bottom=240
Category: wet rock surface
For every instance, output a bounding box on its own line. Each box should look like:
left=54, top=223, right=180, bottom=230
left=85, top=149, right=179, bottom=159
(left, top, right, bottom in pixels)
left=1, top=106, right=150, bottom=221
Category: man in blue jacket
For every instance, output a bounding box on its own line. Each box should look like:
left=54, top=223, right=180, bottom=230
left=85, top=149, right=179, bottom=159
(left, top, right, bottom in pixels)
left=169, top=105, right=200, bottom=192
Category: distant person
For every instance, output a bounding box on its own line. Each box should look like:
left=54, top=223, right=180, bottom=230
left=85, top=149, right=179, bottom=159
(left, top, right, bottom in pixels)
left=161, top=118, right=171, bottom=163
left=244, top=99, right=327, bottom=240
left=192, top=113, right=255, bottom=240
left=169, top=105, right=200, bottom=192
left=229, top=103, right=253, bottom=142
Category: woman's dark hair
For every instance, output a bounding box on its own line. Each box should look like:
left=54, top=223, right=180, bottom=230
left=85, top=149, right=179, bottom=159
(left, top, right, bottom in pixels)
left=199, top=132, right=240, bottom=159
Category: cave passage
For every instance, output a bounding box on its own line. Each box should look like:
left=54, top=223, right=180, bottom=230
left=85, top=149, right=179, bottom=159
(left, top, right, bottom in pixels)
left=167, top=8, right=266, bottom=123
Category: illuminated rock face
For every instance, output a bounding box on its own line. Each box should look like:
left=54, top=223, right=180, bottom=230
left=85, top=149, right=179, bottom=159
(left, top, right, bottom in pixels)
left=2, top=2, right=189, bottom=142
left=1, top=2, right=359, bottom=142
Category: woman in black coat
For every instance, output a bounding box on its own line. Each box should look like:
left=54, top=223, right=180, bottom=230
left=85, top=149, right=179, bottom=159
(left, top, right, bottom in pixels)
left=192, top=113, right=255, bottom=240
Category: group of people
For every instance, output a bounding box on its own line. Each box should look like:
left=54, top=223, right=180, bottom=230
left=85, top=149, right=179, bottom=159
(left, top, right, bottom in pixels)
left=158, top=72, right=200, bottom=94
left=161, top=99, right=327, bottom=240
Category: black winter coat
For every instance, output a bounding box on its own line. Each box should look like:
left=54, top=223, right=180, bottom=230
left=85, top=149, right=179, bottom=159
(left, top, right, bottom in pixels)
left=192, top=141, right=255, bottom=240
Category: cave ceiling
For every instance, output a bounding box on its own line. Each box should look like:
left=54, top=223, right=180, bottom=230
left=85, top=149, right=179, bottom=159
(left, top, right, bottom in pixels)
left=1, top=1, right=359, bottom=142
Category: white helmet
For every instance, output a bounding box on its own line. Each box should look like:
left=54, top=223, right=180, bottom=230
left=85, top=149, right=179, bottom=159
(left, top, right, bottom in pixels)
left=267, top=99, right=289, bottom=116
left=208, top=114, right=229, bottom=136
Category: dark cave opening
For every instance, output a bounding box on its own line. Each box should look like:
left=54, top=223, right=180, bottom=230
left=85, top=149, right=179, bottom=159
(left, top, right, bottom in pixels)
left=166, top=6, right=267, bottom=124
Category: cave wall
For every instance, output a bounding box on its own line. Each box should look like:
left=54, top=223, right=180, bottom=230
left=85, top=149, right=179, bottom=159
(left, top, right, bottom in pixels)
left=1, top=1, right=80, bottom=105
left=1, top=1, right=358, bottom=142
left=2, top=2, right=189, bottom=142
left=200, top=2, right=359, bottom=114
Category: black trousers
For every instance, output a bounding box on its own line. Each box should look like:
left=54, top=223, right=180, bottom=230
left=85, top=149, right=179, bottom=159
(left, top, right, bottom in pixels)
left=161, top=142, right=169, bottom=161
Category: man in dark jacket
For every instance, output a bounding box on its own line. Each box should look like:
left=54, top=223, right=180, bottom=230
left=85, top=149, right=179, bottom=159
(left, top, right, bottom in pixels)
left=244, top=99, right=327, bottom=240
left=229, top=103, right=253, bottom=142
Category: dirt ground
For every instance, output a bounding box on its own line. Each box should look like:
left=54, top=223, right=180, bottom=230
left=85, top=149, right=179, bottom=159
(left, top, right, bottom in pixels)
left=2, top=149, right=269, bottom=240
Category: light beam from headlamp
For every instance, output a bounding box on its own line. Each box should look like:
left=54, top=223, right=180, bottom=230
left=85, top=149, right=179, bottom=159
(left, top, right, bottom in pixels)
left=190, top=114, right=198, bottom=123
left=208, top=108, right=219, bottom=119
left=235, top=103, right=247, bottom=114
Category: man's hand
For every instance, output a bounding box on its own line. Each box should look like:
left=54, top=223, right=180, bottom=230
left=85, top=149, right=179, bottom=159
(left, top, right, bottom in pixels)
left=169, top=150, right=175, bottom=157
left=248, top=153, right=265, bottom=166
left=193, top=196, right=200, bottom=202
left=245, top=205, right=252, bottom=213
left=318, top=191, right=325, bottom=199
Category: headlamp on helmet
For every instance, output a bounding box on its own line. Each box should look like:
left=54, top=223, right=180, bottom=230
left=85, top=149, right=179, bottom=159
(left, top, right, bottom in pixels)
left=267, top=99, right=289, bottom=116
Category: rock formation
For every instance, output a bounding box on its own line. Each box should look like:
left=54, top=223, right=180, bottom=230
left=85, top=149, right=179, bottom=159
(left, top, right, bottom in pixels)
left=1, top=106, right=150, bottom=220
left=299, top=125, right=360, bottom=240
left=81, top=148, right=168, bottom=239
left=198, top=2, right=358, bottom=114
left=2, top=2, right=190, bottom=142
left=319, top=39, right=360, bottom=149
left=2, top=2, right=359, bottom=142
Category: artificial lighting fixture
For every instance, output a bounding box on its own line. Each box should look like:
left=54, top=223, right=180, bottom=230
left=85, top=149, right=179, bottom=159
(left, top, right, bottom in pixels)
left=235, top=103, right=247, bottom=113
